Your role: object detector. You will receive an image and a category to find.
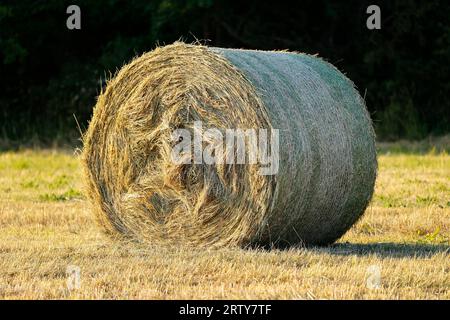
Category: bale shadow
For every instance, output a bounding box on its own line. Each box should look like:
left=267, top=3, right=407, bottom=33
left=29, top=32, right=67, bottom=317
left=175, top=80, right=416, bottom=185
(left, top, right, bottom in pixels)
left=318, top=242, right=450, bottom=258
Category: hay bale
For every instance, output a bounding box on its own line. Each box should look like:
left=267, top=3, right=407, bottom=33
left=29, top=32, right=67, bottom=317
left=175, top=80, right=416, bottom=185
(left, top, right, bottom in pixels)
left=82, top=42, right=377, bottom=247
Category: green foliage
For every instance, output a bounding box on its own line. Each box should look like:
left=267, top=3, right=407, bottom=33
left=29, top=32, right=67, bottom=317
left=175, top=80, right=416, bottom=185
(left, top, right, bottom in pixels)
left=39, top=188, right=83, bottom=202
left=377, top=98, right=427, bottom=140
left=48, top=174, right=70, bottom=189
left=416, top=227, right=448, bottom=245
left=375, top=194, right=404, bottom=208
left=21, top=180, right=39, bottom=189
left=0, top=0, right=449, bottom=143
left=376, top=135, right=450, bottom=154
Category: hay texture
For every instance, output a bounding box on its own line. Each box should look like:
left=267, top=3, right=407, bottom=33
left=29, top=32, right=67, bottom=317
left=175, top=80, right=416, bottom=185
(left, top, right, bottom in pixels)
left=83, top=42, right=377, bottom=247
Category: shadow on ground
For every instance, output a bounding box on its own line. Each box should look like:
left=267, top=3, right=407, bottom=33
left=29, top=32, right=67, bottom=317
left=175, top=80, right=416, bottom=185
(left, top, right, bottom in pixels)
left=318, top=242, right=450, bottom=258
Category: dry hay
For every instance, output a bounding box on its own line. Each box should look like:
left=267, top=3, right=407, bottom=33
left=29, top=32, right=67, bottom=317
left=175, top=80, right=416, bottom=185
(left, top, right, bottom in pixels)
left=82, top=42, right=377, bottom=248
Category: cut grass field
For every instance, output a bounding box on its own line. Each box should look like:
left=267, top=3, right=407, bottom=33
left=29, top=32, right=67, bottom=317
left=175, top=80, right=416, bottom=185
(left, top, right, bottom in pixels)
left=0, top=138, right=449, bottom=299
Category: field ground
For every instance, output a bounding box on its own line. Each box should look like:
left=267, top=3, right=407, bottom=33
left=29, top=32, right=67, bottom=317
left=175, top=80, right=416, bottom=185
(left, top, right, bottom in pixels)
left=0, top=137, right=449, bottom=299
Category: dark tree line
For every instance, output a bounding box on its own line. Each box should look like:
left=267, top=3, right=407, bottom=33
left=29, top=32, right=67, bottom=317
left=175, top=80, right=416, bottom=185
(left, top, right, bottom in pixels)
left=1, top=0, right=449, bottom=143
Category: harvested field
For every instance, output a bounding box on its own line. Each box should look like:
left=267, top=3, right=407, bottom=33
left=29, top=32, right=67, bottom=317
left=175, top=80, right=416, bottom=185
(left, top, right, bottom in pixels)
left=0, top=139, right=448, bottom=299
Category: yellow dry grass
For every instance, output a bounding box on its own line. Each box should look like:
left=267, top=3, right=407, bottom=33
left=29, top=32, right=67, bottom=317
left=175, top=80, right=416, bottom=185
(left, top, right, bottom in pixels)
left=0, top=141, right=449, bottom=299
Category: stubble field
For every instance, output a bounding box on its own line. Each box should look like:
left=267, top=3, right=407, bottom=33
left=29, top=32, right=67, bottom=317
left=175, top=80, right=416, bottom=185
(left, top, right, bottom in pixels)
left=0, top=138, right=449, bottom=299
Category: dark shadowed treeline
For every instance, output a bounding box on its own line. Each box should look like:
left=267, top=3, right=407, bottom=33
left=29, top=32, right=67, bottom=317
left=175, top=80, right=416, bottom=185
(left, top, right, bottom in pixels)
left=0, top=0, right=449, bottom=144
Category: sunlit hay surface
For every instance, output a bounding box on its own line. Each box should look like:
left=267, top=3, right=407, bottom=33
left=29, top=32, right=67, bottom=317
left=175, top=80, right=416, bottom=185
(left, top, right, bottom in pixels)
left=82, top=42, right=377, bottom=247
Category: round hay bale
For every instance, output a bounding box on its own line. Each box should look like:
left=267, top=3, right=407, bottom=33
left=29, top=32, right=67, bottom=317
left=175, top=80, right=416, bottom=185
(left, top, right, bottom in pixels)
left=82, top=42, right=377, bottom=248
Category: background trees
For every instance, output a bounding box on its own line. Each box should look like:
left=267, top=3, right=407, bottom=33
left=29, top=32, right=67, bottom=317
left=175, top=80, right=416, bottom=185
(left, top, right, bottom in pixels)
left=1, top=0, right=449, bottom=143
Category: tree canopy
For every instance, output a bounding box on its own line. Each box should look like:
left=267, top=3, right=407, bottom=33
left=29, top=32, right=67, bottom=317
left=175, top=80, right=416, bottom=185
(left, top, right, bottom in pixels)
left=1, top=0, right=449, bottom=142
